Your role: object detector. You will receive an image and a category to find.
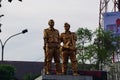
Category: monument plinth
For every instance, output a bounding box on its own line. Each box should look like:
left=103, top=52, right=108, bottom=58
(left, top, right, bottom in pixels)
left=35, top=74, right=93, bottom=80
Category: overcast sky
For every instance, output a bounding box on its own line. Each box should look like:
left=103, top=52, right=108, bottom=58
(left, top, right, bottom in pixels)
left=0, top=0, right=113, bottom=62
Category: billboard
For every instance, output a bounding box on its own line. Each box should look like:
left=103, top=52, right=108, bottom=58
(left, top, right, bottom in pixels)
left=103, top=12, right=120, bottom=36
left=103, top=12, right=120, bottom=62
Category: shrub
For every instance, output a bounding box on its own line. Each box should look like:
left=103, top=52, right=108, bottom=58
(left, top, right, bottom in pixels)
left=0, top=64, right=16, bottom=80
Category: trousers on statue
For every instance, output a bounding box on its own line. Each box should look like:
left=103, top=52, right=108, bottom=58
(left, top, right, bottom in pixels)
left=61, top=50, right=78, bottom=74
left=45, top=47, right=61, bottom=74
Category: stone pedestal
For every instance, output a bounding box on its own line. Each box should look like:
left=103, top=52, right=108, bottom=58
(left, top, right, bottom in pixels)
left=35, top=75, right=93, bottom=80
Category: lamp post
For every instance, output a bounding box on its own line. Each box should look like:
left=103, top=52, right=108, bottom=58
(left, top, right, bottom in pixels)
left=0, top=29, right=28, bottom=62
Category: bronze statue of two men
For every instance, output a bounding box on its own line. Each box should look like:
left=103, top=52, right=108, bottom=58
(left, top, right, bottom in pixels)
left=43, top=19, right=78, bottom=76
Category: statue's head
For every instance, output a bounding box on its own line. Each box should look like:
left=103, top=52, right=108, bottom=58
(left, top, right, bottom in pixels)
left=48, top=19, right=54, bottom=28
left=64, top=22, right=70, bottom=31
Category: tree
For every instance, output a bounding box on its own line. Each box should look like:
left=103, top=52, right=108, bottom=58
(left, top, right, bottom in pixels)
left=93, top=27, right=119, bottom=70
left=76, top=27, right=120, bottom=70
left=76, top=27, right=93, bottom=65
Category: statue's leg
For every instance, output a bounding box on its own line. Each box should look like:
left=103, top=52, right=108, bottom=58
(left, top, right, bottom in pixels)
left=46, top=48, right=53, bottom=74
left=70, top=51, right=78, bottom=75
left=62, top=51, right=69, bottom=75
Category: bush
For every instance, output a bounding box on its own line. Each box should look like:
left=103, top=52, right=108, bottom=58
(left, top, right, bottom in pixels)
left=0, top=64, right=16, bottom=80
left=23, top=73, right=40, bottom=80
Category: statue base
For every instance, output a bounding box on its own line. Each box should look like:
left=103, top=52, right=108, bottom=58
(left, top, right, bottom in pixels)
left=35, top=74, right=93, bottom=80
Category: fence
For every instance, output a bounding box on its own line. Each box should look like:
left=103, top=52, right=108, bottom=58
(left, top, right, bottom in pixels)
left=107, top=62, right=120, bottom=80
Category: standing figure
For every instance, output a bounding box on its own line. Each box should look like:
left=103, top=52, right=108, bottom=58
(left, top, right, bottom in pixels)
left=43, top=19, right=61, bottom=75
left=60, top=23, right=78, bottom=76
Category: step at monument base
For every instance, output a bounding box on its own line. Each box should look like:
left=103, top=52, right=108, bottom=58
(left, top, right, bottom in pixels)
left=35, top=75, right=93, bottom=80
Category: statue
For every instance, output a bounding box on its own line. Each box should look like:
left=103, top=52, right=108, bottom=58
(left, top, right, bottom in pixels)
left=43, top=19, right=61, bottom=75
left=60, top=22, right=79, bottom=76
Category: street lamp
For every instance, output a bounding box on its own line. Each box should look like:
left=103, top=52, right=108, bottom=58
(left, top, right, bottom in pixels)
left=0, top=24, right=2, bottom=33
left=0, top=14, right=4, bottom=18
left=0, top=14, right=4, bottom=33
left=0, top=29, right=28, bottom=62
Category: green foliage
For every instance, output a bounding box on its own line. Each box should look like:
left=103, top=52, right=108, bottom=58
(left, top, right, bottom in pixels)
left=23, top=73, right=40, bottom=80
left=76, top=27, right=120, bottom=70
left=76, top=27, right=93, bottom=65
left=0, top=64, right=16, bottom=80
left=76, top=27, right=93, bottom=45
left=94, top=28, right=117, bottom=69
